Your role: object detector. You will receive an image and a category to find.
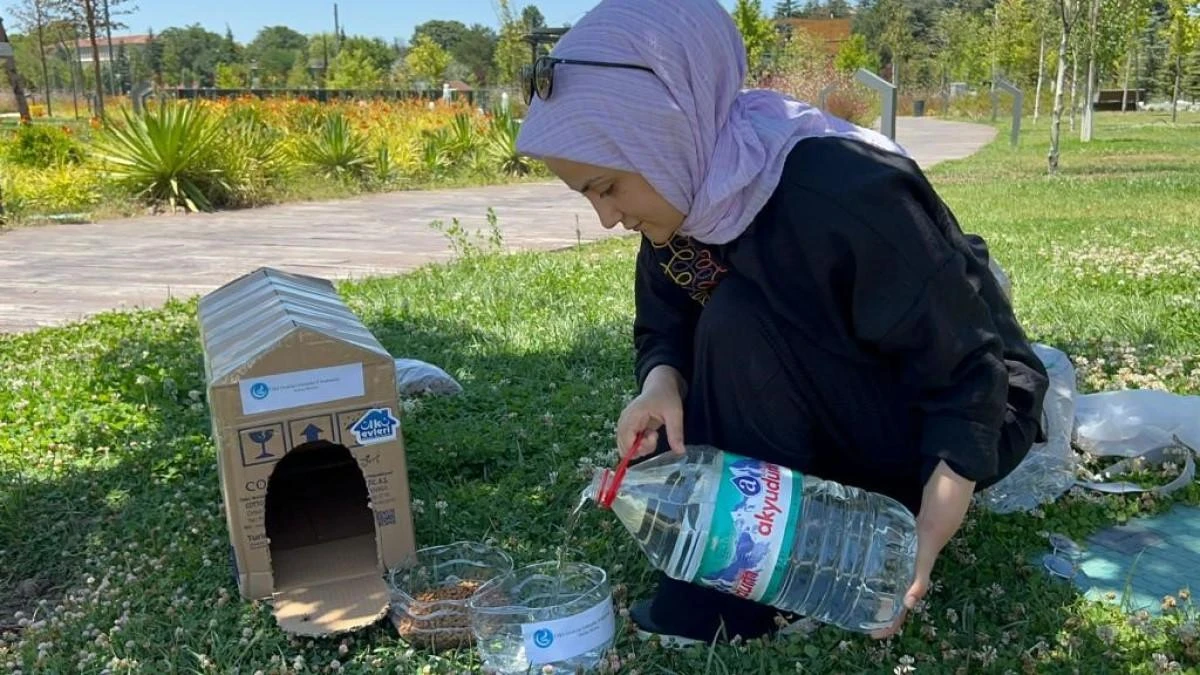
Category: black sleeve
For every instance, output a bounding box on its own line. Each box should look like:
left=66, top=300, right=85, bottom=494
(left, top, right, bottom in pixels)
left=788, top=170, right=1009, bottom=485
left=632, top=236, right=702, bottom=391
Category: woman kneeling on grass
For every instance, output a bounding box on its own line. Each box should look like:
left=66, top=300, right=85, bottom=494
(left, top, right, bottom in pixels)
left=515, top=0, right=1049, bottom=646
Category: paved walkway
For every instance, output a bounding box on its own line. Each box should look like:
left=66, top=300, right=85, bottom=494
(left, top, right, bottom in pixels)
left=0, top=117, right=995, bottom=334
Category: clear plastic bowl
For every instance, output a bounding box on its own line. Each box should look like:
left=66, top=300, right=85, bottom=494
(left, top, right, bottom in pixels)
left=386, top=541, right=514, bottom=651
left=467, top=562, right=615, bottom=674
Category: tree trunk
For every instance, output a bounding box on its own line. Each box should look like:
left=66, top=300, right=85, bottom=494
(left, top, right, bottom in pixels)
left=58, top=29, right=80, bottom=119
left=1049, top=3, right=1072, bottom=174
left=82, top=0, right=106, bottom=120
left=1172, top=54, right=1181, bottom=123
left=35, top=0, right=52, bottom=116
left=1122, top=44, right=1133, bottom=112
left=0, top=17, right=32, bottom=122
left=1035, top=31, right=1047, bottom=123
left=1070, top=47, right=1079, bottom=131
left=103, top=0, right=116, bottom=96
left=1081, top=0, right=1098, bottom=142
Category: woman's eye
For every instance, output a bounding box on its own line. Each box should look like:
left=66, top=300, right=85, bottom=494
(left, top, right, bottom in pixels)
left=599, top=185, right=615, bottom=197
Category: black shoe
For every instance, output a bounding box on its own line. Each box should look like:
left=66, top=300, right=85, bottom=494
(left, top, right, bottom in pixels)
left=629, top=598, right=711, bottom=649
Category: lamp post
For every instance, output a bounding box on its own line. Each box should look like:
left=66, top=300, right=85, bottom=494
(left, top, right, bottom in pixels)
left=308, top=58, right=327, bottom=100
left=249, top=60, right=259, bottom=89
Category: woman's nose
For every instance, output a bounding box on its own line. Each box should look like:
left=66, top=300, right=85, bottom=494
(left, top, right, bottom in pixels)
left=590, top=197, right=621, bottom=230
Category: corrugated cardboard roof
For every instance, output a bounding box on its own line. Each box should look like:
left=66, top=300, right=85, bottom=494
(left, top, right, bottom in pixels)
left=199, top=267, right=391, bottom=385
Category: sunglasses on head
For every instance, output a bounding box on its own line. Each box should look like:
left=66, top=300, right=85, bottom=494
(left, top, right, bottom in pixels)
left=523, top=55, right=655, bottom=105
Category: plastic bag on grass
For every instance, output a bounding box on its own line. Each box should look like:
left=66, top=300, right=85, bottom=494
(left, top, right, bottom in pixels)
left=1073, top=389, right=1200, bottom=459
left=395, top=358, right=463, bottom=397
left=978, top=343, right=1079, bottom=514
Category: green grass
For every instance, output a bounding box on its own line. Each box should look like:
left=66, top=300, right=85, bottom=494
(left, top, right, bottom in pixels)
left=2, top=111, right=1200, bottom=674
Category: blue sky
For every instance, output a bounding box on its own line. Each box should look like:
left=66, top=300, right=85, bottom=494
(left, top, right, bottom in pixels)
left=117, top=0, right=741, bottom=45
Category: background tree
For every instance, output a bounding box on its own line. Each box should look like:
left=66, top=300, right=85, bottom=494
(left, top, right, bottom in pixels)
left=1185, top=39, right=1200, bottom=99
left=454, top=24, right=497, bottom=86
left=412, top=19, right=468, bottom=53
left=521, top=5, right=545, bottom=31
left=405, top=33, right=450, bottom=85
left=220, top=24, right=239, bottom=63
left=339, top=35, right=396, bottom=74
left=214, top=61, right=243, bottom=88
left=731, top=0, right=777, bottom=79
left=491, top=0, right=526, bottom=86
left=246, top=25, right=307, bottom=86
left=329, top=45, right=384, bottom=88
left=878, top=0, right=916, bottom=84
left=834, top=33, right=877, bottom=72
left=51, top=0, right=132, bottom=119
left=935, top=7, right=990, bottom=85
left=155, top=24, right=224, bottom=86
left=1162, top=0, right=1200, bottom=120
left=1049, top=0, right=1084, bottom=172
left=0, top=16, right=32, bottom=120
left=10, top=0, right=59, bottom=114
left=993, top=0, right=1042, bottom=86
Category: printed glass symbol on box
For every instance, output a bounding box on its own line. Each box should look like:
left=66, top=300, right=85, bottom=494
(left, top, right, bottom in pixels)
left=248, top=429, right=275, bottom=460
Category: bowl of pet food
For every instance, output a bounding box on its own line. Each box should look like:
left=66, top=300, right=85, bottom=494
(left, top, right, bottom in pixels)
left=387, top=541, right=514, bottom=651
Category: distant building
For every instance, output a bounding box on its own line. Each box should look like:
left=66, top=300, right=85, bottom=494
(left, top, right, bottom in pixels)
left=73, top=34, right=151, bottom=63
left=776, top=18, right=852, bottom=57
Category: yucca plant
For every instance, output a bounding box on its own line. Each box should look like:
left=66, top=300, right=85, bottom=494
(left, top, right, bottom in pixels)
left=214, top=118, right=292, bottom=207
left=484, top=105, right=534, bottom=177
left=419, top=127, right=454, bottom=178
left=92, top=101, right=227, bottom=212
left=371, top=141, right=397, bottom=186
left=292, top=112, right=371, bottom=182
left=445, top=112, right=479, bottom=160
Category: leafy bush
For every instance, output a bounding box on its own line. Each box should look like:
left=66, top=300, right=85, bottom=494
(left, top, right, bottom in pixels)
left=2, top=124, right=85, bottom=168
left=5, top=98, right=547, bottom=223
left=1, top=164, right=105, bottom=219
left=755, top=33, right=878, bottom=128
left=92, top=102, right=228, bottom=212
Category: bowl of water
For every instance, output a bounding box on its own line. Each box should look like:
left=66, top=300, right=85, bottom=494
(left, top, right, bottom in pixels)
left=387, top=541, right=514, bottom=651
left=467, top=561, right=615, bottom=675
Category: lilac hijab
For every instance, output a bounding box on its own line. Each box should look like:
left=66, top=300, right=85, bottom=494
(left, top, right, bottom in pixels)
left=515, top=0, right=908, bottom=245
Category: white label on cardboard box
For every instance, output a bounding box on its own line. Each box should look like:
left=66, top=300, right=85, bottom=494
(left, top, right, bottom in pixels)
left=350, top=407, right=399, bottom=446
left=519, top=595, right=615, bottom=666
left=239, top=363, right=365, bottom=415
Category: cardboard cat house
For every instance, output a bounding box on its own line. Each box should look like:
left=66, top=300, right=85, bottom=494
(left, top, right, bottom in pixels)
left=198, top=267, right=417, bottom=636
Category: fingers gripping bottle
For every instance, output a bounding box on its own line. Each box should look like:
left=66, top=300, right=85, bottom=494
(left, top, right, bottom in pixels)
left=584, top=444, right=918, bottom=633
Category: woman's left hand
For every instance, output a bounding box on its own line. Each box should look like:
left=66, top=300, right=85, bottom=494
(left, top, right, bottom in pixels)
left=870, top=460, right=976, bottom=640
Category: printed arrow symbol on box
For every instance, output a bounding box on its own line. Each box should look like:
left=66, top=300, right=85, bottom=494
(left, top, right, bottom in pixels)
left=302, top=424, right=323, bottom=443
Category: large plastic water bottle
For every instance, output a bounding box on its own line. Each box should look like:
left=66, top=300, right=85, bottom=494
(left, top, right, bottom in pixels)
left=584, top=445, right=918, bottom=633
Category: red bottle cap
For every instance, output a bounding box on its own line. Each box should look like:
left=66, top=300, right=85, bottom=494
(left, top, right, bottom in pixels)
left=599, top=431, right=644, bottom=509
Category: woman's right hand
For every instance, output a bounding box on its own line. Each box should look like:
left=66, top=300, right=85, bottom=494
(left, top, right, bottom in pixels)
left=617, top=365, right=687, bottom=460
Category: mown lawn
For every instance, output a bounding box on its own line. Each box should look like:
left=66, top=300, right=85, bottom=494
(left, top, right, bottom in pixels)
left=2, top=111, right=1199, bottom=674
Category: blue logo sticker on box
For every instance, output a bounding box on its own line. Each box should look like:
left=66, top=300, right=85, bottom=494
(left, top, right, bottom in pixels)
left=349, top=407, right=399, bottom=446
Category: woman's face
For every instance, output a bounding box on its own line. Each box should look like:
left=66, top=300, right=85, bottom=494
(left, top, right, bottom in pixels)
left=543, top=156, right=685, bottom=245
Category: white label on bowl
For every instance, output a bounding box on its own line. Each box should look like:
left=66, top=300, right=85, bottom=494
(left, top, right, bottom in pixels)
left=520, top=595, right=615, bottom=665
